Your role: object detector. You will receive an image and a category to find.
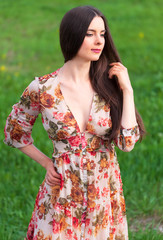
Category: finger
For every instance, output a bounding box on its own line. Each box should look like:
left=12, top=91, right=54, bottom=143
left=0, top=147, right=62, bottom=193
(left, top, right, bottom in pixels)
left=108, top=69, right=119, bottom=78
left=50, top=171, right=61, bottom=179
left=109, top=64, right=124, bottom=69
left=46, top=169, right=61, bottom=180
left=46, top=175, right=61, bottom=185
left=110, top=62, right=127, bottom=70
left=47, top=178, right=61, bottom=185
left=109, top=73, right=116, bottom=79
left=48, top=167, right=61, bottom=179
left=109, top=66, right=122, bottom=72
left=46, top=179, right=60, bottom=186
left=109, top=66, right=124, bottom=75
left=112, top=63, right=127, bottom=70
left=47, top=172, right=61, bottom=183
left=46, top=162, right=61, bottom=178
left=109, top=62, right=123, bottom=66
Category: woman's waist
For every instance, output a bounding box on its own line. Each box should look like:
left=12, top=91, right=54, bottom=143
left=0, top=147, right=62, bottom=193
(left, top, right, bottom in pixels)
left=51, top=136, right=114, bottom=158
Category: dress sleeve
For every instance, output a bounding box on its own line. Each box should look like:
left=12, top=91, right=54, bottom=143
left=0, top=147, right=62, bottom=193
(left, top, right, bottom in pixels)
left=4, top=78, right=40, bottom=148
left=114, top=125, right=140, bottom=152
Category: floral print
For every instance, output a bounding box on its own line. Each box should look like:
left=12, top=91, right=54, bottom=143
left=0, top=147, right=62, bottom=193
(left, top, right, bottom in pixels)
left=4, top=69, right=140, bottom=240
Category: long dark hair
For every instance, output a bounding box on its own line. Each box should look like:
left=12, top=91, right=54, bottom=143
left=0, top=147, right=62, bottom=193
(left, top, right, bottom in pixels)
left=60, top=6, right=145, bottom=144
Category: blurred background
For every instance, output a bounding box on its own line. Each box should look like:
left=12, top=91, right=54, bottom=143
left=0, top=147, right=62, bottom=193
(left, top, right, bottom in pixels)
left=0, top=0, right=163, bottom=239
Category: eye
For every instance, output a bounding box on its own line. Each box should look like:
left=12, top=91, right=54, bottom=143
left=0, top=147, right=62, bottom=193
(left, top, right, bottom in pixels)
left=101, top=33, right=106, bottom=37
left=86, top=33, right=93, bottom=37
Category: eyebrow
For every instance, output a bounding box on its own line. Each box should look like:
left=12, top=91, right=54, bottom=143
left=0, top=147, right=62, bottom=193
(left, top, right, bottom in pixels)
left=87, top=29, right=106, bottom=33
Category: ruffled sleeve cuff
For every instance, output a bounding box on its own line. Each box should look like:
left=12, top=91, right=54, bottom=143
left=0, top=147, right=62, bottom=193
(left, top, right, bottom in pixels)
left=114, top=125, right=140, bottom=152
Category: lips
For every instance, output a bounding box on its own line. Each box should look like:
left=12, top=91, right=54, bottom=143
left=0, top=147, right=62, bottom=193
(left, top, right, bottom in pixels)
left=91, top=49, right=101, bottom=53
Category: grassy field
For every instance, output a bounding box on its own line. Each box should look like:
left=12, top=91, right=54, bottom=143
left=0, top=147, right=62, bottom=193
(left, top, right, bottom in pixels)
left=0, top=0, right=163, bottom=239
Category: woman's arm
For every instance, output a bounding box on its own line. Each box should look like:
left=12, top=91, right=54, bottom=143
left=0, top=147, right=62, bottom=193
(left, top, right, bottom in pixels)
left=121, top=88, right=137, bottom=128
left=109, top=62, right=140, bottom=152
left=19, top=144, right=61, bottom=186
left=109, top=62, right=137, bottom=128
left=4, top=78, right=60, bottom=186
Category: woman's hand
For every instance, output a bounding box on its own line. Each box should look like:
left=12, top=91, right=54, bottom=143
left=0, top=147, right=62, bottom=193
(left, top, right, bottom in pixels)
left=45, top=161, right=61, bottom=186
left=18, top=144, right=61, bottom=186
left=109, top=62, right=133, bottom=92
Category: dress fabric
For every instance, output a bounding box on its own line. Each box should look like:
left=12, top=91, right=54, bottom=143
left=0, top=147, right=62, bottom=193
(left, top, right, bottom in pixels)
left=4, top=69, right=140, bottom=240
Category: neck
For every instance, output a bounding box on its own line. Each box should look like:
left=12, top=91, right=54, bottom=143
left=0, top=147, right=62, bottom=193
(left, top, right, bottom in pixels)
left=61, top=58, right=91, bottom=84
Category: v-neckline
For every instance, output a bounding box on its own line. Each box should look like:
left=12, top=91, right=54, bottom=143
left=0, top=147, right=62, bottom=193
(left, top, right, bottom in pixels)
left=56, top=74, right=95, bottom=134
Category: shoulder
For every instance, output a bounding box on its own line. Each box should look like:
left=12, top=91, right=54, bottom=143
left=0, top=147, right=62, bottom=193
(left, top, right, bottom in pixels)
left=37, top=69, right=60, bottom=85
left=26, top=69, right=60, bottom=92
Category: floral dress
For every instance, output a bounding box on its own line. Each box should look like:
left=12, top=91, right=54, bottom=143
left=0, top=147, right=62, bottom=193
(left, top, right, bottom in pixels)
left=4, top=69, right=140, bottom=240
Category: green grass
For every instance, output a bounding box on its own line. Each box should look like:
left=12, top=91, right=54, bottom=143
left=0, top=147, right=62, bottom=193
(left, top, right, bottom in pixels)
left=0, top=0, right=163, bottom=239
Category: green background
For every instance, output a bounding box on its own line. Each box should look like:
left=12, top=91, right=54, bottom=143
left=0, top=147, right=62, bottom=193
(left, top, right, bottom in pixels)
left=0, top=0, right=163, bottom=239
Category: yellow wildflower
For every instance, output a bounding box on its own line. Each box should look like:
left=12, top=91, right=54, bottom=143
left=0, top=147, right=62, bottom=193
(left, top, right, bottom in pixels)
left=0, top=65, right=6, bottom=71
left=138, top=32, right=144, bottom=39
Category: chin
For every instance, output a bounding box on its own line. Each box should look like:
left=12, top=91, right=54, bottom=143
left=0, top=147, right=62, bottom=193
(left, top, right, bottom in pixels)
left=91, top=56, right=101, bottom=61
left=87, top=55, right=101, bottom=62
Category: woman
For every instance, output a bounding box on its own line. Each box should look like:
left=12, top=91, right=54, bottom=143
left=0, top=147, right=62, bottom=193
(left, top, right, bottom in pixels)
left=4, top=6, right=145, bottom=240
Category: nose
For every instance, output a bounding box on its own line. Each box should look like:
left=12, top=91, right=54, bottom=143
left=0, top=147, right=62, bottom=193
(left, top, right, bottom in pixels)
left=95, top=34, right=104, bottom=45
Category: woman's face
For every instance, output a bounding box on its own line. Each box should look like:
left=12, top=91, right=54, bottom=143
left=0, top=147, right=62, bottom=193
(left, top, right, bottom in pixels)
left=75, top=16, right=106, bottom=62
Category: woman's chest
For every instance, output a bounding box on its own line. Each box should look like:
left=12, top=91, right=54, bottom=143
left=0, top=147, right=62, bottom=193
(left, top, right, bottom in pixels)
left=39, top=77, right=112, bottom=139
left=59, top=82, right=95, bottom=133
